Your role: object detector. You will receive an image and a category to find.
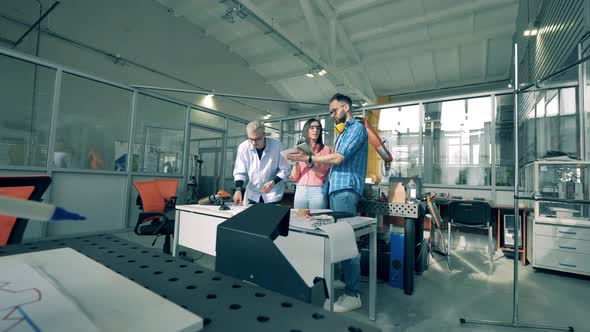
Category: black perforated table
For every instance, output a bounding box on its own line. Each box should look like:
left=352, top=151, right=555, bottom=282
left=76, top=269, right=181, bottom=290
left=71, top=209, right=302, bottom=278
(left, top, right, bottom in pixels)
left=0, top=234, right=380, bottom=332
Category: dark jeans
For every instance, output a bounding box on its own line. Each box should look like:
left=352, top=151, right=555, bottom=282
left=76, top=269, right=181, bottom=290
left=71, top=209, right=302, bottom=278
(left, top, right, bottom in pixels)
left=329, top=189, right=361, bottom=296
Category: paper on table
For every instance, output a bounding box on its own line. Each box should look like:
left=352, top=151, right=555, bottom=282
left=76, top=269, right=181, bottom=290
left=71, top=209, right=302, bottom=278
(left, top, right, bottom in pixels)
left=0, top=262, right=100, bottom=332
left=289, top=213, right=316, bottom=230
left=0, top=248, right=203, bottom=332
left=318, top=222, right=359, bottom=263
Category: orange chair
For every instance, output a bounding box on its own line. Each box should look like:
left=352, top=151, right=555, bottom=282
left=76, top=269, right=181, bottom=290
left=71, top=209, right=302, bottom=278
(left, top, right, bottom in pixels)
left=133, top=179, right=178, bottom=254
left=0, top=176, right=51, bottom=246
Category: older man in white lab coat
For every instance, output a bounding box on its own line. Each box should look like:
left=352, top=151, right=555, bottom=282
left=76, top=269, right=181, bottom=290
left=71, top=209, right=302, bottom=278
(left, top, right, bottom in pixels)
left=233, top=120, right=291, bottom=205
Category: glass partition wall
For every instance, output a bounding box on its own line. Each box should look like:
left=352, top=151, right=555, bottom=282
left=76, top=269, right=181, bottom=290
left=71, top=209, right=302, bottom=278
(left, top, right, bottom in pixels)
left=2, top=42, right=588, bottom=238
left=364, top=93, right=510, bottom=189
left=0, top=47, right=249, bottom=238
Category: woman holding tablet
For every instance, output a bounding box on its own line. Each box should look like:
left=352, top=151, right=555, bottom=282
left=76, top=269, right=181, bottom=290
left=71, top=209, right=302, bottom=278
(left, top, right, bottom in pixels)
left=290, top=118, right=332, bottom=209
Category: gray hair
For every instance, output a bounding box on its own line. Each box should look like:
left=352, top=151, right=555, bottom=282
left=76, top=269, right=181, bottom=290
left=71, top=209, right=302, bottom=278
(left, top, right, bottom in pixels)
left=246, top=120, right=265, bottom=134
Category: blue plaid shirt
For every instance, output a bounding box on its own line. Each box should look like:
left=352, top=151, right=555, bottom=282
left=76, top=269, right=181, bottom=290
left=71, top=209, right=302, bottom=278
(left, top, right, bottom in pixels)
left=329, top=118, right=368, bottom=196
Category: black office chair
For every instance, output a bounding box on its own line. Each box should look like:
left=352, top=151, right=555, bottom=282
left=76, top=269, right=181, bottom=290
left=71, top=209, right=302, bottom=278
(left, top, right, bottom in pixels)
left=447, top=201, right=494, bottom=267
left=426, top=194, right=451, bottom=270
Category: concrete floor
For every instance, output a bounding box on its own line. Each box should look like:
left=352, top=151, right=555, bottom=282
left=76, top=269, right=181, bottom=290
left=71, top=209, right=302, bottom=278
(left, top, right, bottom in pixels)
left=114, top=230, right=590, bottom=332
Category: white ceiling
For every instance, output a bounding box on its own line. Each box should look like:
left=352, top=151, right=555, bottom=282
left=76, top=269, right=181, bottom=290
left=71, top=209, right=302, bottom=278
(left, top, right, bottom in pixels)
left=156, top=0, right=518, bottom=111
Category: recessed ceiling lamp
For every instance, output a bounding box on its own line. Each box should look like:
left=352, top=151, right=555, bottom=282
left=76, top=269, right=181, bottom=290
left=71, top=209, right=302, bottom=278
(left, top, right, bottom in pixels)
left=264, top=112, right=272, bottom=119
left=204, top=92, right=215, bottom=108
left=306, top=68, right=326, bottom=78
left=523, top=22, right=539, bottom=37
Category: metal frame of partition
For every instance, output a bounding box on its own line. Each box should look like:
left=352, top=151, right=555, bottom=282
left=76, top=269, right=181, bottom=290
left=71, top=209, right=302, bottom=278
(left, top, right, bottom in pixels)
left=0, top=45, right=249, bottom=238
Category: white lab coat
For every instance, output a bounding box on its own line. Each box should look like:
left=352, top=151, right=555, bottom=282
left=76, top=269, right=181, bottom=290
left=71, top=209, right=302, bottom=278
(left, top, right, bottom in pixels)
left=233, top=137, right=291, bottom=203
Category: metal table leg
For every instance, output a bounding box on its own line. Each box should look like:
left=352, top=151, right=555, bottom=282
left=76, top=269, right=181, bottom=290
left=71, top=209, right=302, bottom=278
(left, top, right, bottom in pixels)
left=403, top=217, right=416, bottom=295
left=369, top=224, right=377, bottom=320
left=172, top=209, right=180, bottom=257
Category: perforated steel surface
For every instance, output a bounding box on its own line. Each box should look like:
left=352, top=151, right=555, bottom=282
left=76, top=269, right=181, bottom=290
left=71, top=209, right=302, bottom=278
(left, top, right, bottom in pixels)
left=0, top=235, right=380, bottom=332
left=359, top=200, right=420, bottom=218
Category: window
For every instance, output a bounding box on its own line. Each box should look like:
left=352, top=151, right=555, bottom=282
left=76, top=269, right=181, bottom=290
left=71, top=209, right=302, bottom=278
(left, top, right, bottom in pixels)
left=495, top=94, right=515, bottom=186
left=0, top=55, right=55, bottom=167
left=224, top=120, right=246, bottom=189
left=546, top=96, right=558, bottom=117
left=133, top=94, right=185, bottom=174
left=423, top=97, right=492, bottom=185
left=56, top=73, right=132, bottom=170
left=376, top=105, right=420, bottom=178
left=190, top=108, right=225, bottom=129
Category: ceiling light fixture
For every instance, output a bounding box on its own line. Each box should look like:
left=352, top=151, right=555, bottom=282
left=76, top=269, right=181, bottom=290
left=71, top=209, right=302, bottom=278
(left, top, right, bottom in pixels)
left=318, top=69, right=326, bottom=76
left=264, top=112, right=272, bottom=119
left=222, top=5, right=248, bottom=24
left=523, top=21, right=539, bottom=37
left=203, top=93, right=215, bottom=108
left=305, top=73, right=314, bottom=78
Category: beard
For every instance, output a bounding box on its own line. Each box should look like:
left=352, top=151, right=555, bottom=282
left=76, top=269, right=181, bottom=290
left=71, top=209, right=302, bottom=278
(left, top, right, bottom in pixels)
left=335, top=113, right=347, bottom=124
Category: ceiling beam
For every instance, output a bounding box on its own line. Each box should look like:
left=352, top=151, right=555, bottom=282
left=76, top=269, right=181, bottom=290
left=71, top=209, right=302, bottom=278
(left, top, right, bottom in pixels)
left=245, top=50, right=303, bottom=67
left=360, top=24, right=515, bottom=67
left=170, top=0, right=199, bottom=17
left=407, top=59, right=417, bottom=90
left=431, top=51, right=439, bottom=88
left=223, top=15, right=302, bottom=46
left=350, top=0, right=517, bottom=42
left=229, top=0, right=374, bottom=102
left=328, top=18, right=336, bottom=64
left=313, top=0, right=376, bottom=101
left=378, top=74, right=509, bottom=97
left=457, top=46, right=462, bottom=82
left=265, top=69, right=315, bottom=84
left=334, top=0, right=395, bottom=18
left=299, top=0, right=328, bottom=62
left=482, top=38, right=489, bottom=81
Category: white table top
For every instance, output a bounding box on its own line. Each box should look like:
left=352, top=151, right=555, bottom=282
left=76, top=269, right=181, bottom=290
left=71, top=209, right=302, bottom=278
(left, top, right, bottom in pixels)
left=176, top=204, right=375, bottom=232
left=176, top=204, right=249, bottom=218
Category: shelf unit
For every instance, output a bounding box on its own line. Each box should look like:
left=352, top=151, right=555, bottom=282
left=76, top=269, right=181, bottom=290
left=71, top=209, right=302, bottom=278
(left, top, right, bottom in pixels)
left=524, top=160, right=590, bottom=276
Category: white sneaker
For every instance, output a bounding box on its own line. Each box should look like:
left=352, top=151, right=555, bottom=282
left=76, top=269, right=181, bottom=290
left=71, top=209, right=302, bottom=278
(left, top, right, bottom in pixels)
left=332, top=280, right=346, bottom=289
left=324, top=294, right=361, bottom=313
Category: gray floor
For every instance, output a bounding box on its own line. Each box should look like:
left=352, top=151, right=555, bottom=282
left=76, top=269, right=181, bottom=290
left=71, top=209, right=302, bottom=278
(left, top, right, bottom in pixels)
left=114, top=230, right=590, bottom=332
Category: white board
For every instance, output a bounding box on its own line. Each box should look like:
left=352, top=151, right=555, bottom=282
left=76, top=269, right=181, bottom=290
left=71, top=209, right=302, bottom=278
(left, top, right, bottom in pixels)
left=0, top=248, right=202, bottom=332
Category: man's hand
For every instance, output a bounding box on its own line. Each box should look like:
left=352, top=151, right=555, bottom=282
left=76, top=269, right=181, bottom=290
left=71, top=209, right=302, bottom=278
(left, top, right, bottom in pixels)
left=261, top=180, right=274, bottom=193
left=233, top=190, right=242, bottom=205
left=285, top=150, right=308, bottom=163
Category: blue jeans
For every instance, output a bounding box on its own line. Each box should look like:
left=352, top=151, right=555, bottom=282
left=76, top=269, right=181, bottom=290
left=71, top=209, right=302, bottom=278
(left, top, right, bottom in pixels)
left=329, top=189, right=361, bottom=296
left=293, top=185, right=328, bottom=209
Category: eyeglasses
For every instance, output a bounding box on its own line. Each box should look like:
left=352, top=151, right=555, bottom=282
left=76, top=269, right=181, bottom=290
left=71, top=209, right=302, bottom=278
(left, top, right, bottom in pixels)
left=247, top=136, right=265, bottom=143
left=309, top=125, right=321, bottom=130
